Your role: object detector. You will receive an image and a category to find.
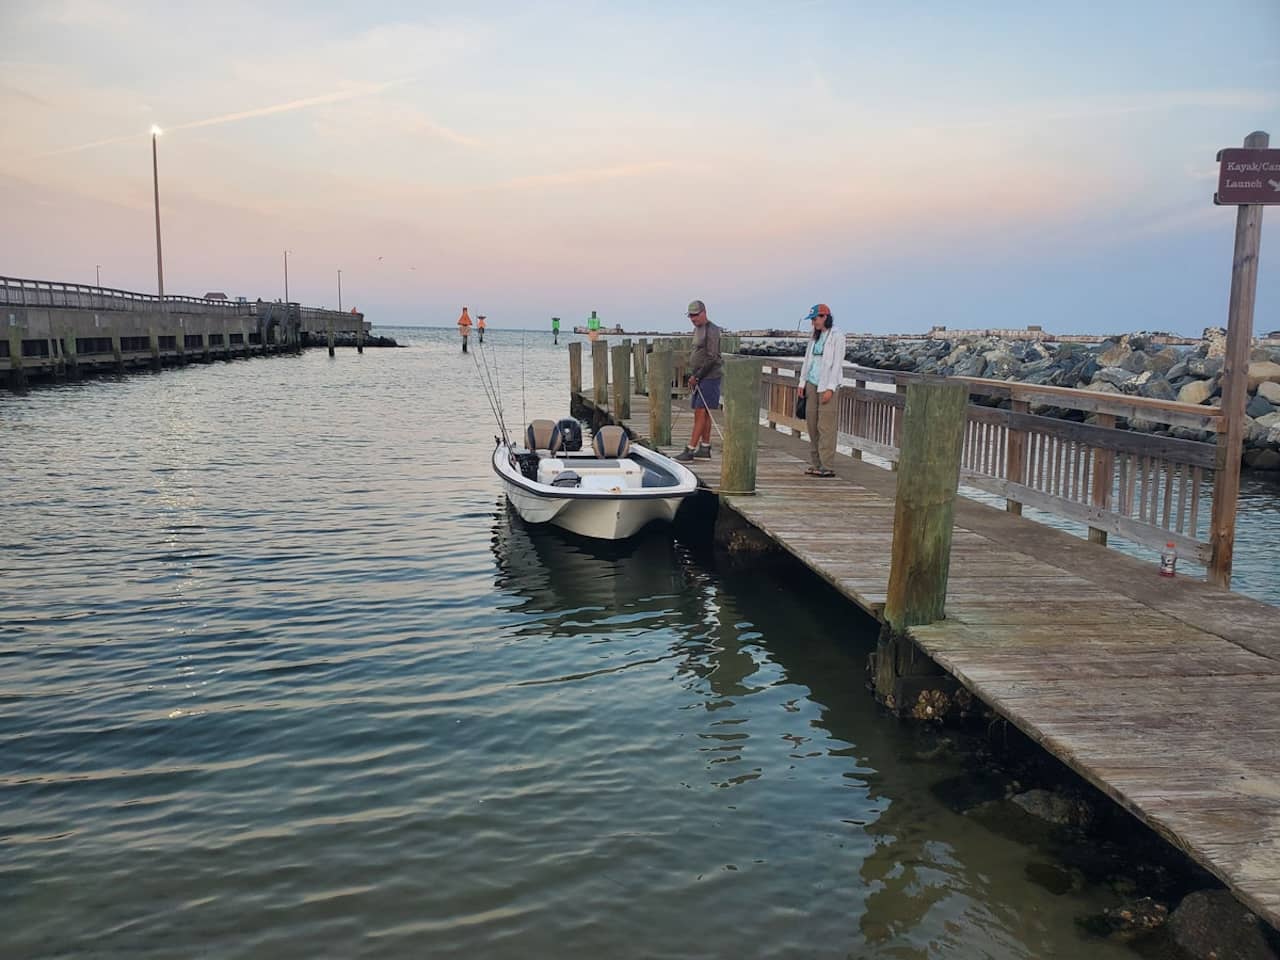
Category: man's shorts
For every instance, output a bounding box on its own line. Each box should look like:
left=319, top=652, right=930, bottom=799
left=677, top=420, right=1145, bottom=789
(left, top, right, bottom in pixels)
left=691, top=377, right=721, bottom=409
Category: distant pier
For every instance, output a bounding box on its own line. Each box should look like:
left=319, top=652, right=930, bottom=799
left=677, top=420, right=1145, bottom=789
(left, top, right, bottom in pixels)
left=2, top=275, right=371, bottom=389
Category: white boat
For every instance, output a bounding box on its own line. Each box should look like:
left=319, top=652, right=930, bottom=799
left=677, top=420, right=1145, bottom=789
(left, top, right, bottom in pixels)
left=493, top=420, right=699, bottom=540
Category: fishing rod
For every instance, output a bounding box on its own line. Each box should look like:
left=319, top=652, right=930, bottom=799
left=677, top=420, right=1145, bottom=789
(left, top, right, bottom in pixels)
left=520, top=331, right=527, bottom=428
left=692, top=381, right=726, bottom=444
left=470, top=335, right=511, bottom=446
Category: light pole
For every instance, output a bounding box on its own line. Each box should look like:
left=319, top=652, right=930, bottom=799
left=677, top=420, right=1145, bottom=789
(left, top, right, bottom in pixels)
left=337, top=269, right=342, bottom=311
left=283, top=250, right=290, bottom=304
left=150, top=126, right=164, bottom=297
left=95, top=264, right=101, bottom=287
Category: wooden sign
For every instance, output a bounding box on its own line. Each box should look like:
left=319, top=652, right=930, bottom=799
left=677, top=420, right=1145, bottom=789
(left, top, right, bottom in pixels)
left=1215, top=147, right=1280, bottom=205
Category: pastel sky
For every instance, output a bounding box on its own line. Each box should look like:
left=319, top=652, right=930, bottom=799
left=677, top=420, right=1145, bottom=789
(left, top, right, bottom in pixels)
left=2, top=1, right=1278, bottom=334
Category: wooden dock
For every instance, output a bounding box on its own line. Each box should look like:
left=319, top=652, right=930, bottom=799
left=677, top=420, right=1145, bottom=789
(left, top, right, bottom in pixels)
left=580, top=383, right=1280, bottom=932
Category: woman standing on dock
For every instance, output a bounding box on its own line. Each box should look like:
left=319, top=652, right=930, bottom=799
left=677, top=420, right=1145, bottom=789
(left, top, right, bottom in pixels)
left=799, top=303, right=845, bottom=477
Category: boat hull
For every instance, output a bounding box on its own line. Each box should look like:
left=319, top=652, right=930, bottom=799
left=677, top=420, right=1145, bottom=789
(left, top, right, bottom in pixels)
left=492, top=442, right=697, bottom=541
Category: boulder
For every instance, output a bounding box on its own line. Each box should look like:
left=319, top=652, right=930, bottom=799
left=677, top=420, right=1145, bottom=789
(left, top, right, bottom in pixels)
left=1148, top=347, right=1180, bottom=374
left=1166, top=360, right=1189, bottom=380
left=1177, top=380, right=1214, bottom=405
left=1202, top=326, right=1228, bottom=358
left=1098, top=341, right=1132, bottom=367
left=1084, top=380, right=1121, bottom=394
left=1187, top=355, right=1224, bottom=378
left=1259, top=380, right=1280, bottom=404
left=1247, top=395, right=1276, bottom=419
left=1095, top=898, right=1170, bottom=942
left=986, top=354, right=1020, bottom=379
left=1138, top=377, right=1176, bottom=401
left=1010, top=788, right=1093, bottom=827
left=1247, top=360, right=1280, bottom=392
left=1244, top=449, right=1280, bottom=471
left=1121, top=349, right=1151, bottom=373
left=1095, top=366, right=1138, bottom=388
left=1168, top=889, right=1279, bottom=960
left=1257, top=411, right=1280, bottom=431
left=1244, top=416, right=1272, bottom=448
left=953, top=354, right=988, bottom=378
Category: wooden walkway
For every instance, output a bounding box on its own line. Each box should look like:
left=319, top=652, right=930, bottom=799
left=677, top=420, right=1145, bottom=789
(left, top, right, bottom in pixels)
left=593, top=391, right=1280, bottom=930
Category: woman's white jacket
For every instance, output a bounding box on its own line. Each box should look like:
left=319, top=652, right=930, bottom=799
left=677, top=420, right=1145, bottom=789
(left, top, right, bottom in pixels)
left=800, top=329, right=846, bottom=394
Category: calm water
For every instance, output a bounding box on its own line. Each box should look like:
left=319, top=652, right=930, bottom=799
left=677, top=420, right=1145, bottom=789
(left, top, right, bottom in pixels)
left=2, top=328, right=1274, bottom=958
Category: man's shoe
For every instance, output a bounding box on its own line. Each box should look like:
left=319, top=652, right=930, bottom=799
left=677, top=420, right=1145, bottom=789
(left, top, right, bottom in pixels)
left=694, top=444, right=712, bottom=460
left=673, top=446, right=697, bottom=462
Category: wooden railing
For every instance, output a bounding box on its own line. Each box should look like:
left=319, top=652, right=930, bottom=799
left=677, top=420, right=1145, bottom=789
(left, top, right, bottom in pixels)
left=761, top=359, right=1225, bottom=567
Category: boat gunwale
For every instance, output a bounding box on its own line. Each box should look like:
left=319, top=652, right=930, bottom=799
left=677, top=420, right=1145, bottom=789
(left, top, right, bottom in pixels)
left=492, top=444, right=698, bottom=502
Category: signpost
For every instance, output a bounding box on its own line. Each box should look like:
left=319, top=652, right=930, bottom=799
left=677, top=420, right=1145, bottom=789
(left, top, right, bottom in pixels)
left=1208, top=131, right=1271, bottom=588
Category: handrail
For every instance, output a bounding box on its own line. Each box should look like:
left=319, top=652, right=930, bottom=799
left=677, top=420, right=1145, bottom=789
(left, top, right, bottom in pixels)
left=765, top=357, right=1224, bottom=432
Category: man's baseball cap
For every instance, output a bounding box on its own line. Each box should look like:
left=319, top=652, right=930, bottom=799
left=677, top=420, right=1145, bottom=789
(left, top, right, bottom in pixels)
left=687, top=300, right=706, bottom=315
left=804, top=303, right=832, bottom=321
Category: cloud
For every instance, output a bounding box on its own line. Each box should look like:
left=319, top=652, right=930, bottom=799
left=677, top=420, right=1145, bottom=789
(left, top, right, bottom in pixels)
left=492, top=161, right=677, bottom=191
left=32, top=80, right=405, bottom=157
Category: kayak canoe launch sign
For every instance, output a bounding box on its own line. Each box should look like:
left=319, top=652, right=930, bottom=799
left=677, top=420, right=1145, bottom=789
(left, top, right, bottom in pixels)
left=1215, top=148, right=1280, bottom=205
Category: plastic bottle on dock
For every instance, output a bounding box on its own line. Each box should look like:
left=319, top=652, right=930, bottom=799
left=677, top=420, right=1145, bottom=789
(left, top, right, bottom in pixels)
left=1159, top=542, right=1177, bottom=578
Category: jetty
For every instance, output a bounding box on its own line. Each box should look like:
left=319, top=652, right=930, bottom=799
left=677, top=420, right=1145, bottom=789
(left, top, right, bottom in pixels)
left=567, top=338, right=1280, bottom=933
left=2, top=274, right=369, bottom=389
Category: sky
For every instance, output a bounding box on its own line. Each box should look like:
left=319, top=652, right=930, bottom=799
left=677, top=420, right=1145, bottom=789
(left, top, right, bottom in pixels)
left=1, top=1, right=1278, bottom=335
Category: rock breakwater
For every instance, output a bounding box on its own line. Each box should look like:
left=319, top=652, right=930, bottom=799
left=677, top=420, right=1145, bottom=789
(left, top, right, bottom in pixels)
left=744, top=329, right=1280, bottom=471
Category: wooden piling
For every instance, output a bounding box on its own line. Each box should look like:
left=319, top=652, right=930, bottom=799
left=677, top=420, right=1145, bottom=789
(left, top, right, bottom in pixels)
left=327, top=319, right=335, bottom=358
left=1208, top=129, right=1269, bottom=588
left=648, top=349, right=673, bottom=446
left=611, top=344, right=631, bottom=419
left=592, top=341, right=609, bottom=406
left=357, top=320, right=364, bottom=354
left=110, top=331, right=124, bottom=372
left=883, top=380, right=968, bottom=631
left=63, top=328, right=79, bottom=379
left=7, top=326, right=26, bottom=391
left=720, top=356, right=763, bottom=495
left=633, top=339, right=647, bottom=395
left=568, top=341, right=583, bottom=395
left=149, top=325, right=161, bottom=371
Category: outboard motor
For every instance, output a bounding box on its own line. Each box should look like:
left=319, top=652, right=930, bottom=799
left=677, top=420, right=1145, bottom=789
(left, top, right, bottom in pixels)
left=556, top=418, right=584, bottom=452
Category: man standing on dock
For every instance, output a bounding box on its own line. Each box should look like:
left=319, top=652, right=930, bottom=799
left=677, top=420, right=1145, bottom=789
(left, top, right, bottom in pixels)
left=674, top=299, right=722, bottom=462
left=457, top=307, right=473, bottom=353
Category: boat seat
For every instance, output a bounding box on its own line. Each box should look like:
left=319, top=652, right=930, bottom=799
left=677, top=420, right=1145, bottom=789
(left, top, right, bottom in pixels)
left=526, top=419, right=564, bottom=454
left=592, top=425, right=631, bottom=458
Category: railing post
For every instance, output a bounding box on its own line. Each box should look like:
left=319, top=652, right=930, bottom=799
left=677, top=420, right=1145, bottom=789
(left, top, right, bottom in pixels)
left=568, top=341, right=582, bottom=395
left=1208, top=129, right=1268, bottom=589
left=890, top=382, right=908, bottom=470
left=610, top=344, right=631, bottom=419
left=1006, top=399, right=1030, bottom=515
left=592, top=341, right=609, bottom=406
left=720, top=356, right=762, bottom=495
left=648, top=348, right=673, bottom=446
left=1089, top=412, right=1117, bottom=544
left=852, top=378, right=867, bottom=458
left=883, top=380, right=968, bottom=632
